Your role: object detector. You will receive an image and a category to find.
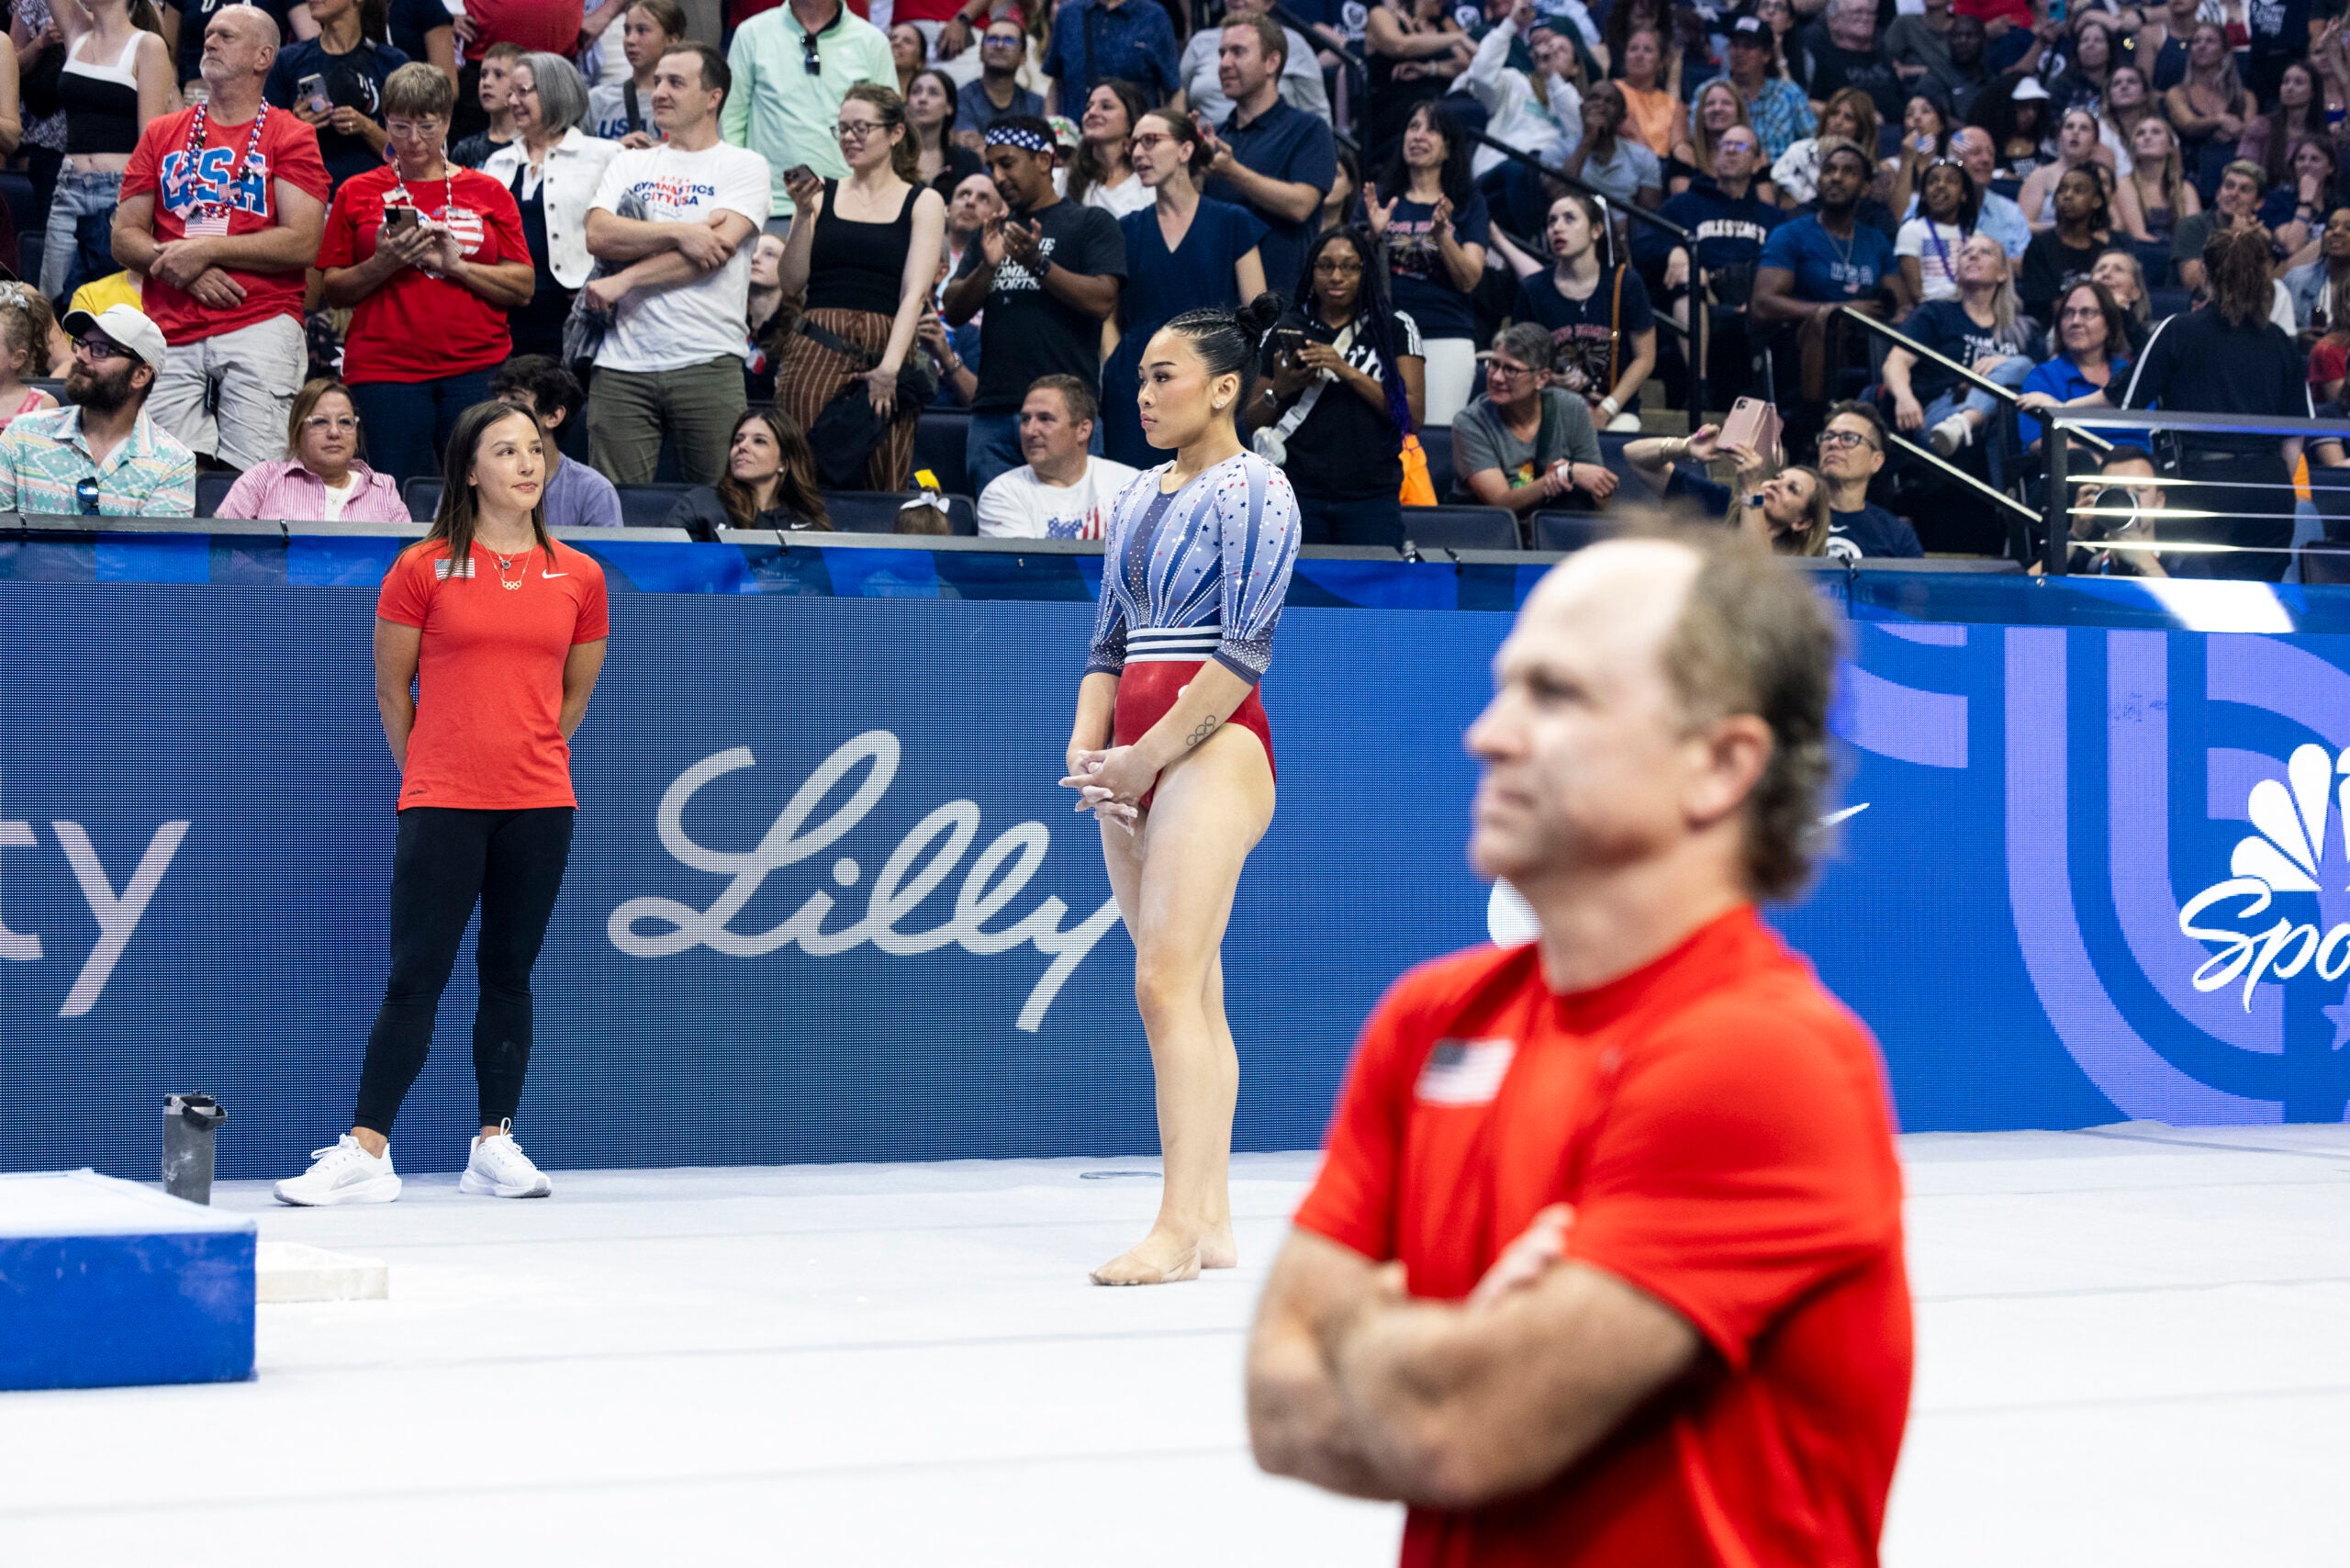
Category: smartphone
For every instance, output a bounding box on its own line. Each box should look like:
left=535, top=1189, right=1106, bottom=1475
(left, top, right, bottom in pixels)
left=1718, top=396, right=1778, bottom=456
left=2047, top=0, right=2065, bottom=21
left=297, top=73, right=329, bottom=113
left=1271, top=326, right=1306, bottom=360
left=784, top=163, right=816, bottom=187
left=383, top=204, right=418, bottom=233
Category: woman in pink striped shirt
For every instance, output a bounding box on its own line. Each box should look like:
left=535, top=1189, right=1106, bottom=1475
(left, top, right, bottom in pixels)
left=216, top=379, right=412, bottom=523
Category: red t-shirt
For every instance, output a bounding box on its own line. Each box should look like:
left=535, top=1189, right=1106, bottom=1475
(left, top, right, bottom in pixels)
left=121, top=106, right=332, bottom=346
left=320, top=165, right=530, bottom=384
left=1951, top=0, right=2032, bottom=28
left=465, top=0, right=586, bottom=52
left=1294, top=908, right=1911, bottom=1568
left=375, top=539, right=610, bottom=812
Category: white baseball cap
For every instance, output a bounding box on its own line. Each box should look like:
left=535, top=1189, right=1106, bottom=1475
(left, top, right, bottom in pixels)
left=61, top=303, right=168, bottom=371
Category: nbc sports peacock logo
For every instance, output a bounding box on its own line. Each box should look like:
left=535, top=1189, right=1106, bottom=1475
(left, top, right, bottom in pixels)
left=2177, top=744, right=2350, bottom=1009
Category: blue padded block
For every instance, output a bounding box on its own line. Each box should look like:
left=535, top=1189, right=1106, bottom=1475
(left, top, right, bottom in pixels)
left=0, top=1170, right=256, bottom=1392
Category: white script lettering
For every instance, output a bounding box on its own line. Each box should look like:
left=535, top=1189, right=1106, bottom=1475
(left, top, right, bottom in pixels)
left=2177, top=877, right=2350, bottom=1010
left=0, top=773, right=191, bottom=1016
left=608, top=734, right=1123, bottom=1031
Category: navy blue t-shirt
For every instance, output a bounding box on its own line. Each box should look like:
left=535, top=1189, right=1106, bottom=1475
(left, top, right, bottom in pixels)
left=265, top=38, right=409, bottom=190
left=1382, top=191, right=1491, bottom=342
left=1828, top=502, right=1924, bottom=558
left=1204, top=101, right=1337, bottom=303
left=1759, top=214, right=1897, bottom=303
left=1513, top=264, right=1656, bottom=412
left=1897, top=298, right=2035, bottom=404
left=388, top=0, right=453, bottom=65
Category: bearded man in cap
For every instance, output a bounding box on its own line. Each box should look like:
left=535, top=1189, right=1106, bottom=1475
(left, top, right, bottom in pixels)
left=0, top=304, right=196, bottom=517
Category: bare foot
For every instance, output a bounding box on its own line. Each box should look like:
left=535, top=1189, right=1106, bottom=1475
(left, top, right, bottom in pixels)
left=1200, top=1224, right=1238, bottom=1271
left=1090, top=1230, right=1202, bottom=1286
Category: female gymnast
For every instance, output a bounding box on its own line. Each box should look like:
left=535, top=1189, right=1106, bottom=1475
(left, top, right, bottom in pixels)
left=1061, top=294, right=1301, bottom=1287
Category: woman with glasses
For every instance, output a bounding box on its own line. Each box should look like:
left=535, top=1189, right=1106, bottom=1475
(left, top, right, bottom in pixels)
left=320, top=63, right=538, bottom=483
left=2016, top=278, right=2133, bottom=452
left=773, top=84, right=946, bottom=492
left=481, top=52, right=621, bottom=363
left=1101, top=108, right=1267, bottom=468
left=1246, top=227, right=1425, bottom=545
left=215, top=378, right=410, bottom=521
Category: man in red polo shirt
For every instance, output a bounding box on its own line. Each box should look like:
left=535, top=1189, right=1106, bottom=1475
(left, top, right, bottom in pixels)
left=1247, top=527, right=1911, bottom=1567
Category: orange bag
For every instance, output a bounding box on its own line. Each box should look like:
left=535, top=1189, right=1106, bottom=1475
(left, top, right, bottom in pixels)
left=1399, top=432, right=1438, bottom=507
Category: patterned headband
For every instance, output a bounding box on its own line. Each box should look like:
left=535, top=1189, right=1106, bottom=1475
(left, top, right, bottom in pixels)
left=986, top=124, right=1055, bottom=154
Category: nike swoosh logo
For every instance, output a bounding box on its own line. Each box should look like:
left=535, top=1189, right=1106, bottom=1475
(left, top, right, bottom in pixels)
left=542, top=571, right=568, bottom=578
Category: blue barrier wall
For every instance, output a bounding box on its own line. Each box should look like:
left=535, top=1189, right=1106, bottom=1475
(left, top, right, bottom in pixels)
left=4, top=537, right=2347, bottom=1178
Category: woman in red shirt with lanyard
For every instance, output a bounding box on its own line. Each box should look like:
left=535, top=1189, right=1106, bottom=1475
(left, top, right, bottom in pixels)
left=275, top=401, right=610, bottom=1207
left=319, top=63, right=537, bottom=483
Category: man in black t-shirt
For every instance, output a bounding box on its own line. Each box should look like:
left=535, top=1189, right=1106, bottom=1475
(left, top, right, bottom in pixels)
left=944, top=117, right=1127, bottom=495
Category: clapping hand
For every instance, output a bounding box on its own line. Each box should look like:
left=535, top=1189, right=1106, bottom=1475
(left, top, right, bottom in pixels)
left=979, top=213, right=1009, bottom=266
left=1002, top=218, right=1046, bottom=270
left=1363, top=181, right=1399, bottom=237
left=1194, top=115, right=1236, bottom=176
left=1429, top=193, right=1455, bottom=241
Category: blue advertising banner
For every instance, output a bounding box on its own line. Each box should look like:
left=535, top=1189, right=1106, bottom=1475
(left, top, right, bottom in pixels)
left=3, top=550, right=2346, bottom=1180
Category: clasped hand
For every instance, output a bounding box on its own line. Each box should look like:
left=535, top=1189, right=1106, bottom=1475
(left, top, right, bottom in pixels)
left=1060, top=747, right=1156, bottom=831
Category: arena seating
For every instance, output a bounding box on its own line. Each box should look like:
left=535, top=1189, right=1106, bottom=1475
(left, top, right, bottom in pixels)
left=1397, top=505, right=1517, bottom=551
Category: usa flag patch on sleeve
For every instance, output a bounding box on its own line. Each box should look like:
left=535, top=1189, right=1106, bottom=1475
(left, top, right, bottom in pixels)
left=1415, top=1038, right=1516, bottom=1106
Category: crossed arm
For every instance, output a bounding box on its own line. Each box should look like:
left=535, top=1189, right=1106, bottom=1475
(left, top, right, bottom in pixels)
left=114, top=181, right=330, bottom=291
left=1246, top=1226, right=1702, bottom=1510
left=584, top=207, right=759, bottom=306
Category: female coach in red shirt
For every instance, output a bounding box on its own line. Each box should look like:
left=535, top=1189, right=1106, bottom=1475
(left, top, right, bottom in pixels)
left=275, top=400, right=610, bottom=1207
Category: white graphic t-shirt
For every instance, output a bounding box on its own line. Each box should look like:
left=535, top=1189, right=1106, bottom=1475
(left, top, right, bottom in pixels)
left=588, top=140, right=773, bottom=374
left=976, top=456, right=1145, bottom=540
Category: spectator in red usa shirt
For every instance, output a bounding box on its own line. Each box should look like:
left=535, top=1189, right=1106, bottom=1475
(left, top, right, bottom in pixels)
left=1248, top=527, right=1909, bottom=1568
left=319, top=62, right=536, bottom=482
left=112, top=3, right=330, bottom=475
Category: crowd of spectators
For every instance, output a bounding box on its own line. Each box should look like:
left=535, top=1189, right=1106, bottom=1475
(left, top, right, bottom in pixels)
left=0, top=0, right=2331, bottom=577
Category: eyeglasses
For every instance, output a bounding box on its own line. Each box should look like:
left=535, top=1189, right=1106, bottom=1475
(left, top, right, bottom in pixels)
left=982, top=30, right=1022, bottom=45
left=1818, top=429, right=1878, bottom=451
left=1129, top=133, right=1175, bottom=153
left=304, top=414, right=362, bottom=432
left=1485, top=361, right=1537, bottom=379
left=72, top=337, right=128, bottom=362
left=801, top=28, right=822, bottom=74
left=834, top=120, right=881, bottom=140
left=1312, top=256, right=1365, bottom=275
left=386, top=118, right=444, bottom=138
left=74, top=476, right=100, bottom=516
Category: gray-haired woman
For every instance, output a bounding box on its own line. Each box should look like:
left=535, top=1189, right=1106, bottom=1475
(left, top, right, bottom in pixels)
left=481, top=52, right=621, bottom=360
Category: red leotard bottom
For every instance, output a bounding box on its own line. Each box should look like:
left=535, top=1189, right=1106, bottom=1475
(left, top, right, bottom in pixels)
left=1113, top=660, right=1276, bottom=809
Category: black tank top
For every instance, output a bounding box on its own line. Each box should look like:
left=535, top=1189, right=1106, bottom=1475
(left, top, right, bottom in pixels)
left=805, top=179, right=914, bottom=317
left=62, top=32, right=141, bottom=157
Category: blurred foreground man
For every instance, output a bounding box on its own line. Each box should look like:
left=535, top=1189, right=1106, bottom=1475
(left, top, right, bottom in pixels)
left=1247, top=527, right=1912, bottom=1566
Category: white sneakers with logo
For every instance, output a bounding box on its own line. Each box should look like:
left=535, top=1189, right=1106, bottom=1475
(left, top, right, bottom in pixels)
left=273, top=1135, right=402, bottom=1206
left=459, top=1120, right=554, bottom=1199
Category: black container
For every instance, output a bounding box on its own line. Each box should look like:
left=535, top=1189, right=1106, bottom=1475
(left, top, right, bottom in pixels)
left=162, top=1092, right=228, bottom=1204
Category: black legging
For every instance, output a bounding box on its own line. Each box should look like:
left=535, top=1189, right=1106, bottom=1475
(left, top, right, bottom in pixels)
left=353, top=806, right=576, bottom=1136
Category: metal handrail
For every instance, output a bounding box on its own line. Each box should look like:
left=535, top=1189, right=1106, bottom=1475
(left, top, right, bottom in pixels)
left=1887, top=431, right=2037, bottom=525
left=2042, top=406, right=2342, bottom=576
left=1467, top=130, right=1693, bottom=245
left=1833, top=305, right=2115, bottom=457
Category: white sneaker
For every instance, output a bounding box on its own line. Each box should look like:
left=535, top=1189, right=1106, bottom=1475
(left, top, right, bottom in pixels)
left=274, top=1135, right=402, bottom=1206
left=459, top=1120, right=552, bottom=1199
left=1929, top=413, right=1974, bottom=457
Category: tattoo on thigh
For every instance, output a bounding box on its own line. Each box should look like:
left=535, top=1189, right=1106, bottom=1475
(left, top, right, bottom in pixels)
left=1186, top=715, right=1220, bottom=749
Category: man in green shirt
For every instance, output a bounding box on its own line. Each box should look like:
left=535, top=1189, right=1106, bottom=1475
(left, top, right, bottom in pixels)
left=722, top=0, right=894, bottom=225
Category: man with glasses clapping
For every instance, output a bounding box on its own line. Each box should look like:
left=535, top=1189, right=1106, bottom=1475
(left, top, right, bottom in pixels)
left=0, top=304, right=195, bottom=518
